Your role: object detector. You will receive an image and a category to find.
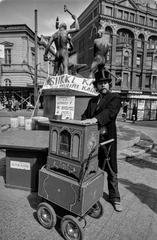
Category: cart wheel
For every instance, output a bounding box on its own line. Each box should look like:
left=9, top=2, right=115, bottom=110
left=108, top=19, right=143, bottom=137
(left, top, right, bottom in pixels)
left=88, top=201, right=103, bottom=219
left=37, top=202, right=56, bottom=229
left=61, top=215, right=84, bottom=240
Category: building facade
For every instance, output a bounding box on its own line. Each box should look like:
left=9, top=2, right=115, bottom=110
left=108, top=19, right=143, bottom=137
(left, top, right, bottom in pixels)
left=72, top=0, right=157, bottom=120
left=0, top=24, right=54, bottom=108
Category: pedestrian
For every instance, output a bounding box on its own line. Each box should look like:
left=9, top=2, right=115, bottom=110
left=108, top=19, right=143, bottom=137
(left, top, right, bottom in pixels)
left=132, top=103, right=137, bottom=123
left=81, top=69, right=123, bottom=212
left=122, top=100, right=129, bottom=122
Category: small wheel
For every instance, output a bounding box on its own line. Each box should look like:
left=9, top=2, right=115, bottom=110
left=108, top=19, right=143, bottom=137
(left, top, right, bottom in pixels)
left=88, top=201, right=103, bottom=219
left=37, top=202, right=56, bottom=229
left=61, top=215, right=84, bottom=240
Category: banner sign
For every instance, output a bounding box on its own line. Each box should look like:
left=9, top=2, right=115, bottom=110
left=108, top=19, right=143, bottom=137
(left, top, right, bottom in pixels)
left=42, top=74, right=97, bottom=96
left=55, top=96, right=75, bottom=120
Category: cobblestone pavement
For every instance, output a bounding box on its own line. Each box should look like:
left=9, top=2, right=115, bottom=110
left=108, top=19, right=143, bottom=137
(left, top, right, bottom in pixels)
left=0, top=146, right=157, bottom=240
left=0, top=112, right=157, bottom=240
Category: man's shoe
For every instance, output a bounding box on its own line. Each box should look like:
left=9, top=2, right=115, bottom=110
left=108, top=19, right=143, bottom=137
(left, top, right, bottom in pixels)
left=109, top=200, right=123, bottom=212
left=112, top=201, right=123, bottom=212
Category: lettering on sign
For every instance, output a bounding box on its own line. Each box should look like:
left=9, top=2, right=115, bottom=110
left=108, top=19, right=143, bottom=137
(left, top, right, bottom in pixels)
left=43, top=74, right=98, bottom=96
left=10, top=161, right=30, bottom=170
left=128, top=91, right=142, bottom=94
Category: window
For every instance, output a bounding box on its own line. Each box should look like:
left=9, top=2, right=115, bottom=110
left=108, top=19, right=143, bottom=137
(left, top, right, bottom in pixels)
left=153, top=56, right=157, bottom=70
left=139, top=16, right=145, bottom=25
left=137, top=40, right=142, bottom=48
left=4, top=48, right=11, bottom=65
left=123, top=72, right=129, bottom=88
left=115, top=71, right=122, bottom=86
left=130, top=13, right=134, bottom=22
left=150, top=39, right=155, bottom=49
left=60, top=130, right=71, bottom=156
left=148, top=38, right=157, bottom=50
left=149, top=18, right=153, bottom=27
left=136, top=55, right=142, bottom=68
left=106, top=48, right=111, bottom=64
left=145, top=75, right=151, bottom=88
left=124, top=12, right=129, bottom=21
left=155, top=20, right=157, bottom=28
left=115, top=51, right=122, bottom=66
left=123, top=50, right=130, bottom=67
left=136, top=75, right=141, bottom=88
left=137, top=35, right=144, bottom=48
left=152, top=75, right=157, bottom=89
left=146, top=53, right=153, bottom=69
left=105, top=6, right=112, bottom=16
left=4, top=78, right=11, bottom=86
left=118, top=10, right=123, bottom=19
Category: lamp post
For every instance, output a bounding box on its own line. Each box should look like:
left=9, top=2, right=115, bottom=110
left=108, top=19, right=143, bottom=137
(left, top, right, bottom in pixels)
left=34, top=9, right=38, bottom=116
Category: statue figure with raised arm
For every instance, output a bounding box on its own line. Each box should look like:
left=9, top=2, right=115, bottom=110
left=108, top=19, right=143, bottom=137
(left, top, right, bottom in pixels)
left=44, top=5, right=80, bottom=75
left=89, top=28, right=111, bottom=78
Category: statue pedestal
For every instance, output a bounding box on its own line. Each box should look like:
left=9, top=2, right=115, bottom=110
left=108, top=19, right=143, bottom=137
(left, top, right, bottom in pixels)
left=43, top=88, right=94, bottom=120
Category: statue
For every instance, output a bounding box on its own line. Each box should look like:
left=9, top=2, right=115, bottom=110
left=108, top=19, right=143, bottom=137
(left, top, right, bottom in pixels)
left=89, top=28, right=111, bottom=78
left=44, top=5, right=80, bottom=75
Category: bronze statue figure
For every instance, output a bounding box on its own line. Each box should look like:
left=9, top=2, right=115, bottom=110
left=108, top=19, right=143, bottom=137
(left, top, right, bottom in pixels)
left=44, top=5, right=80, bottom=75
left=89, top=29, right=111, bottom=78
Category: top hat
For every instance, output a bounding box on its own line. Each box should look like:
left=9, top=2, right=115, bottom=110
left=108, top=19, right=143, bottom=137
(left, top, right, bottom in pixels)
left=94, top=70, right=112, bottom=84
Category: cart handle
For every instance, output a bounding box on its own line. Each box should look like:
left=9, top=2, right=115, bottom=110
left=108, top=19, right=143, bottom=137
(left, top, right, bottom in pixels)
left=100, top=138, right=114, bottom=146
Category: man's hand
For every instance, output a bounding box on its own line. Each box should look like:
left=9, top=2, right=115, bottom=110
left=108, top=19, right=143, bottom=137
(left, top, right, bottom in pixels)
left=81, top=118, right=97, bottom=124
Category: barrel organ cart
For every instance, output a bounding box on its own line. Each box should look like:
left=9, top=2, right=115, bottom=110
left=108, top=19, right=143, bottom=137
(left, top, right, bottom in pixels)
left=37, top=119, right=105, bottom=240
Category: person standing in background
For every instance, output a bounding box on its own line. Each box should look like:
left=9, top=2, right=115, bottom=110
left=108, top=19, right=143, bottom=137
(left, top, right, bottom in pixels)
left=132, top=103, right=137, bottom=123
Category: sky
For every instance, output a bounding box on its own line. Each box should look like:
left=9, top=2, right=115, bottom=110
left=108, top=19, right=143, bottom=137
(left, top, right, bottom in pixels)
left=0, top=0, right=92, bottom=36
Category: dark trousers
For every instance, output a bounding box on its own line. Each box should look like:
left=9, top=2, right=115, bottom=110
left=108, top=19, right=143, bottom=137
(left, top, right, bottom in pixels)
left=98, top=146, right=120, bottom=202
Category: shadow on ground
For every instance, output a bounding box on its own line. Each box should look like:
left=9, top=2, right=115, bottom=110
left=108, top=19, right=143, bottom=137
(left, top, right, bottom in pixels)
left=119, top=178, right=157, bottom=214
left=125, top=156, right=157, bottom=170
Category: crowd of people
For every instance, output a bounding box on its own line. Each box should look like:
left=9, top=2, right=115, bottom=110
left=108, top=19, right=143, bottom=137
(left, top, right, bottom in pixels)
left=0, top=96, right=20, bottom=111
left=0, top=96, right=35, bottom=112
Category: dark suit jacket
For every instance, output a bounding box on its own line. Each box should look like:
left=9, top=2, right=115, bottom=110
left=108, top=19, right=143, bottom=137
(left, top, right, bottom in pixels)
left=81, top=91, right=121, bottom=173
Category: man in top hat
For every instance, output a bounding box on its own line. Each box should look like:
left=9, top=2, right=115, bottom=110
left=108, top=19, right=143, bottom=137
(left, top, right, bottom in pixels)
left=81, top=70, right=122, bottom=212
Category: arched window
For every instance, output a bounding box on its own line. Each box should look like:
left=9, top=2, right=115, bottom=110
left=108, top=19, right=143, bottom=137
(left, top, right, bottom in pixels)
left=137, top=34, right=144, bottom=48
left=4, top=78, right=11, bottom=86
left=60, top=130, right=71, bottom=155
left=105, top=26, right=112, bottom=43
left=72, top=134, right=80, bottom=158
left=153, top=55, right=157, bottom=70
left=148, top=36, right=157, bottom=50
left=123, top=50, right=130, bottom=67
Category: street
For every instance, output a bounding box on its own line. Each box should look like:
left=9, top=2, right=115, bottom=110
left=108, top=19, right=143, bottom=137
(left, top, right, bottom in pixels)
left=0, top=118, right=157, bottom=240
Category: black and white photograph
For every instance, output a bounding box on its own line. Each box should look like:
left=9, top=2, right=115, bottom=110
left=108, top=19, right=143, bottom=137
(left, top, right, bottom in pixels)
left=0, top=0, right=157, bottom=239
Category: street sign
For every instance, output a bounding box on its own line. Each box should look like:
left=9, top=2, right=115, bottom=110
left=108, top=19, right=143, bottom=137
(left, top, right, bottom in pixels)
left=0, top=44, right=4, bottom=59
